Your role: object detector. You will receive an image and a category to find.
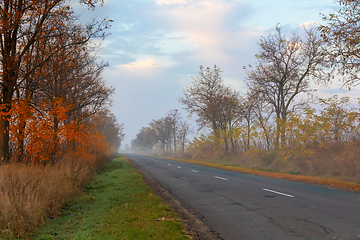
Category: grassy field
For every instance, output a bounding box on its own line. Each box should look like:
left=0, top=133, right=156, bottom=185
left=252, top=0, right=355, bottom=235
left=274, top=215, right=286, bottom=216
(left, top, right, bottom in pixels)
left=33, top=156, right=189, bottom=240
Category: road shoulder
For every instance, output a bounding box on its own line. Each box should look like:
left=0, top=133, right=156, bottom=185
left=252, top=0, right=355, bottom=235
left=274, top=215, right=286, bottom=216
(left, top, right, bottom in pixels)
left=130, top=159, right=222, bottom=240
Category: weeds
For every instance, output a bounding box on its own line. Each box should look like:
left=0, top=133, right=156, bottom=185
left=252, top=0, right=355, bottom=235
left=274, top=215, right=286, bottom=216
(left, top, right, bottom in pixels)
left=0, top=158, right=95, bottom=239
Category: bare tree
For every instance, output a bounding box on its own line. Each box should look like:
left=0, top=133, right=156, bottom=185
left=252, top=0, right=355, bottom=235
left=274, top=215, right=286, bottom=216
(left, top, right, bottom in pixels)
left=177, top=120, right=193, bottom=155
left=250, top=93, right=275, bottom=150
left=246, top=26, right=323, bottom=148
left=165, top=109, right=182, bottom=153
left=180, top=65, right=241, bottom=152
left=239, top=96, right=254, bottom=151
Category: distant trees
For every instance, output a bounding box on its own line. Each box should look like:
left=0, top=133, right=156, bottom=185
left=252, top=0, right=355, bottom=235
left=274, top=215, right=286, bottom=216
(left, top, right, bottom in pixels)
left=131, top=110, right=192, bottom=155
left=131, top=4, right=360, bottom=182
left=178, top=24, right=359, bottom=161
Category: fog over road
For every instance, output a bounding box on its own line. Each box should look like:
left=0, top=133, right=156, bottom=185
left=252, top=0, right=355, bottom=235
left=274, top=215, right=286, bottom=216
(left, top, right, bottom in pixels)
left=126, top=154, right=360, bottom=240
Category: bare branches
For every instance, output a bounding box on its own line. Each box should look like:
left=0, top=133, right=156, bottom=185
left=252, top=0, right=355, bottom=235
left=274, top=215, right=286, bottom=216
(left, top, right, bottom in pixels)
left=0, top=0, right=113, bottom=162
left=246, top=26, right=323, bottom=147
left=320, top=0, right=360, bottom=87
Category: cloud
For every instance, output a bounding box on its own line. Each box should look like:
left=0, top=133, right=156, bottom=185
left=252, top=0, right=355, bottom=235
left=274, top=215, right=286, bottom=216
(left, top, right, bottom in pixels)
left=153, top=0, right=256, bottom=66
left=115, top=57, right=175, bottom=79
left=299, top=20, right=318, bottom=28
left=121, top=58, right=156, bottom=69
left=156, top=0, right=189, bottom=4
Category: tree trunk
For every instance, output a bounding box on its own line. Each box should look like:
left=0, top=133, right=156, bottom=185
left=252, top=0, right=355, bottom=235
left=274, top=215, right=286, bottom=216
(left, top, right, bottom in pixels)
left=0, top=104, right=11, bottom=163
left=275, top=117, right=281, bottom=149
left=49, top=116, right=59, bottom=163
left=281, top=112, right=288, bottom=148
left=16, top=120, right=27, bottom=163
left=223, top=131, right=229, bottom=154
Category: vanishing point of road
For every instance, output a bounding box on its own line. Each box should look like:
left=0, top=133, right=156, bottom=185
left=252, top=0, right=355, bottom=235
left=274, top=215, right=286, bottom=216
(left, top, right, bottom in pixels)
left=126, top=154, right=360, bottom=240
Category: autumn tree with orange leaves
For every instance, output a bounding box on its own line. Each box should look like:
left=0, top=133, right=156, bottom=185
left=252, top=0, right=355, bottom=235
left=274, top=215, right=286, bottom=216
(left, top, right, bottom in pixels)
left=0, top=0, right=113, bottom=163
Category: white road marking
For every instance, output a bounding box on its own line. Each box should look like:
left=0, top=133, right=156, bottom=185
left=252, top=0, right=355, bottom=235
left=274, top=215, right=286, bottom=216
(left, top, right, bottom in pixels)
left=168, top=164, right=171, bottom=166
left=262, top=188, right=294, bottom=198
left=177, top=166, right=182, bottom=169
left=215, top=176, right=228, bottom=181
left=191, top=170, right=199, bottom=173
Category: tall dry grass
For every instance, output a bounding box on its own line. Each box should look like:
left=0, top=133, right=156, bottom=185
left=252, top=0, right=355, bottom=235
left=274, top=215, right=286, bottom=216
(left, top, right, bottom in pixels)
left=187, top=142, right=360, bottom=184
left=0, top=157, right=95, bottom=238
left=306, top=143, right=360, bottom=183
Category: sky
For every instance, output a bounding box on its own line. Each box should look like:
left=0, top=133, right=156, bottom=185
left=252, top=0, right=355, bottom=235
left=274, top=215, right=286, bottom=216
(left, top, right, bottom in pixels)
left=79, top=0, right=359, bottom=148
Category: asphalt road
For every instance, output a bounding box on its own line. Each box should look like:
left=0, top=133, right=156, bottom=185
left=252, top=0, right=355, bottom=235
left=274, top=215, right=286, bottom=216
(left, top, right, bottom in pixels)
left=126, top=154, right=360, bottom=240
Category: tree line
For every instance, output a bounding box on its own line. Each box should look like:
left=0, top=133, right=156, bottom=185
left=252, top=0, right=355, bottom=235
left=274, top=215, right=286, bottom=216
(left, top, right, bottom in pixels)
left=0, top=0, right=124, bottom=164
left=131, top=0, right=360, bottom=180
left=131, top=109, right=192, bottom=156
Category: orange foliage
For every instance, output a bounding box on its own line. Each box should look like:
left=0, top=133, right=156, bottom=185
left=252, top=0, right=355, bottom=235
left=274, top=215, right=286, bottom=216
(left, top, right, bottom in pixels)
left=62, top=120, right=110, bottom=163
left=9, top=98, right=111, bottom=165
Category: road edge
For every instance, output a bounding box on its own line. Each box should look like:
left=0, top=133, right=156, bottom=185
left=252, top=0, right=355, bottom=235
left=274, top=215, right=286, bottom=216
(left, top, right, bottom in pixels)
left=129, top=159, right=222, bottom=240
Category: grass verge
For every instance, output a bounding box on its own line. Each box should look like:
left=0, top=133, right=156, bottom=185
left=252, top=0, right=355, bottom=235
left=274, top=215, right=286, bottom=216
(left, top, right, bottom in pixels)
left=33, top=155, right=189, bottom=240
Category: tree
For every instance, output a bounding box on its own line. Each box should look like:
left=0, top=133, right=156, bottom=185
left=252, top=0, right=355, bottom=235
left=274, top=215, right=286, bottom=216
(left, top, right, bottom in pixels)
left=246, top=26, right=323, bottom=148
left=320, top=0, right=360, bottom=87
left=12, top=22, right=110, bottom=162
left=0, top=0, right=108, bottom=162
left=131, top=127, right=157, bottom=153
left=177, top=120, right=193, bottom=155
left=250, top=93, right=275, bottom=150
left=238, top=96, right=255, bottom=151
left=318, top=95, right=358, bottom=143
left=180, top=65, right=241, bottom=152
left=92, top=110, right=124, bottom=154
left=165, top=109, right=181, bottom=153
left=149, top=117, right=172, bottom=154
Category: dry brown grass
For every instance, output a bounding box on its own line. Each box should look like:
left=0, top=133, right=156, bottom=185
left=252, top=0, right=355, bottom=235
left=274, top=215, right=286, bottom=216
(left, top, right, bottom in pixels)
left=164, top=157, right=360, bottom=193
left=0, top=158, right=95, bottom=238
left=169, top=142, right=360, bottom=192
left=309, top=143, right=360, bottom=182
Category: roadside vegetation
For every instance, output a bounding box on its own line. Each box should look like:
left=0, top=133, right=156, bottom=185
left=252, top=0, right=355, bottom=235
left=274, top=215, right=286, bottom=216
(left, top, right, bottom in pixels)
left=0, top=0, right=124, bottom=238
left=131, top=0, right=360, bottom=186
left=34, top=156, right=189, bottom=240
left=163, top=157, right=360, bottom=193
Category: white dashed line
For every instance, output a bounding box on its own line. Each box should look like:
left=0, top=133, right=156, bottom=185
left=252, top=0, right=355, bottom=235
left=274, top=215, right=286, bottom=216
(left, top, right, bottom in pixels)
left=262, top=188, right=294, bottom=198
left=215, top=176, right=228, bottom=181
left=177, top=166, right=182, bottom=169
left=191, top=170, right=199, bottom=173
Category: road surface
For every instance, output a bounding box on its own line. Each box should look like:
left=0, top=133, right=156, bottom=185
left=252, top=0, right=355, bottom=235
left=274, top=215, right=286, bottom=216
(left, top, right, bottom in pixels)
left=126, top=154, right=360, bottom=240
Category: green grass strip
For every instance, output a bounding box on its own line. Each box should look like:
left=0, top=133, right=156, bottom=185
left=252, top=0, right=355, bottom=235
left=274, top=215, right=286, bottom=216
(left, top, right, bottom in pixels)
left=34, top=156, right=189, bottom=240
